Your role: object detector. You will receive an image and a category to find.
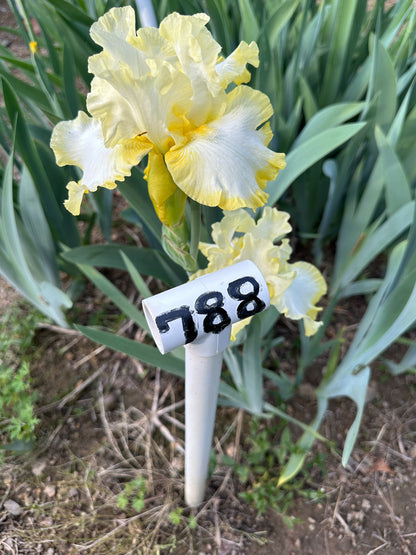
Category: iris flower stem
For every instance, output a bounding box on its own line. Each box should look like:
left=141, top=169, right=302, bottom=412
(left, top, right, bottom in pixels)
left=189, top=199, right=201, bottom=271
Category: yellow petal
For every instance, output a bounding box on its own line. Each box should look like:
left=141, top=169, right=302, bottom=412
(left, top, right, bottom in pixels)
left=197, top=241, right=241, bottom=274
left=88, top=8, right=194, bottom=151
left=216, top=41, right=259, bottom=87
left=210, top=209, right=254, bottom=250
left=145, top=150, right=186, bottom=226
left=64, top=181, right=88, bottom=216
left=252, top=206, right=292, bottom=241
left=87, top=60, right=192, bottom=152
left=50, top=111, right=149, bottom=194
left=90, top=6, right=138, bottom=52
left=235, top=234, right=279, bottom=276
left=86, top=76, right=141, bottom=148
left=230, top=317, right=252, bottom=341
left=165, top=86, right=286, bottom=211
left=159, top=12, right=223, bottom=125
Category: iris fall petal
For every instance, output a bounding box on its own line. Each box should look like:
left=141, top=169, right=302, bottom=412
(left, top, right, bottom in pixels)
left=165, top=86, right=285, bottom=210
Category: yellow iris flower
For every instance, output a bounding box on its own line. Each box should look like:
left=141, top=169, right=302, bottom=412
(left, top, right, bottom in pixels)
left=190, top=208, right=327, bottom=339
left=50, top=7, right=285, bottom=224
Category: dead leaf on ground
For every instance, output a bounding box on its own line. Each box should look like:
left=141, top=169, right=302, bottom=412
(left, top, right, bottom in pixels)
left=369, top=459, right=394, bottom=474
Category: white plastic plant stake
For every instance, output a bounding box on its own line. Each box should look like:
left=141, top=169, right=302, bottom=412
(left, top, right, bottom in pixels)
left=142, top=260, right=270, bottom=506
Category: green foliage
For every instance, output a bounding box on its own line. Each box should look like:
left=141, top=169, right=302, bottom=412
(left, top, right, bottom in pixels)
left=0, top=142, right=72, bottom=327
left=0, top=303, right=41, bottom=447
left=168, top=507, right=183, bottom=525
left=168, top=507, right=198, bottom=529
left=223, top=419, right=325, bottom=523
left=0, top=0, right=149, bottom=329
left=116, top=475, right=148, bottom=513
left=0, top=362, right=39, bottom=443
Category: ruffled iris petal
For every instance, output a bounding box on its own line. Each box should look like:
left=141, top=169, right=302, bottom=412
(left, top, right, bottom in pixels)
left=272, top=261, right=327, bottom=336
left=216, top=41, right=259, bottom=87
left=252, top=206, right=292, bottom=240
left=50, top=111, right=150, bottom=203
left=87, top=58, right=193, bottom=152
left=190, top=209, right=326, bottom=338
left=165, top=86, right=286, bottom=210
left=210, top=209, right=254, bottom=249
left=159, top=12, right=223, bottom=125
left=64, top=181, right=88, bottom=216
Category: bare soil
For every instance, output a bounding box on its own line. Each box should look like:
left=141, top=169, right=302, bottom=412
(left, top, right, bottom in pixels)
left=1, top=268, right=416, bottom=555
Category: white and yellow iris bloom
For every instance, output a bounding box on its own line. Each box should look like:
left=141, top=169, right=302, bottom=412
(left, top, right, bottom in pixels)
left=50, top=7, right=286, bottom=223
left=190, top=208, right=327, bottom=339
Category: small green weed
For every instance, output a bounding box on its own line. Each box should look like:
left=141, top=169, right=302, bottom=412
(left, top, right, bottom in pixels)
left=0, top=303, right=42, bottom=449
left=0, top=362, right=39, bottom=442
left=168, top=507, right=197, bottom=529
left=223, top=419, right=326, bottom=525
left=117, top=475, right=147, bottom=513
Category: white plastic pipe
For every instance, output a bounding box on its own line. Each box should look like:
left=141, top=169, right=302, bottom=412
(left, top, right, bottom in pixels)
left=184, top=327, right=230, bottom=506
left=142, top=260, right=270, bottom=506
left=135, top=0, right=157, bottom=27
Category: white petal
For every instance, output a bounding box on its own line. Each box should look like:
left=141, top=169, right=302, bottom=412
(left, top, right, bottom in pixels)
left=165, top=86, right=285, bottom=210
left=252, top=206, right=292, bottom=241
left=272, top=261, right=327, bottom=335
left=210, top=209, right=254, bottom=249
left=50, top=111, right=148, bottom=191
left=89, top=6, right=146, bottom=73
left=87, top=60, right=193, bottom=152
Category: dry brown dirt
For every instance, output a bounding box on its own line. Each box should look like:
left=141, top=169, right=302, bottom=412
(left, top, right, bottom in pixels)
left=1, top=272, right=416, bottom=555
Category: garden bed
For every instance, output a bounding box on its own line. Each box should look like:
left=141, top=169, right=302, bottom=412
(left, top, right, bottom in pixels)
left=1, top=274, right=415, bottom=554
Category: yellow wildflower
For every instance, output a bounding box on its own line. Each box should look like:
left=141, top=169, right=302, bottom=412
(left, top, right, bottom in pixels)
left=50, top=7, right=285, bottom=224
left=29, top=41, right=38, bottom=55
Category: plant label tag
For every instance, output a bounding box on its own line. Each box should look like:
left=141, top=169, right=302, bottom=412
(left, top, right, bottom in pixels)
left=142, top=260, right=270, bottom=354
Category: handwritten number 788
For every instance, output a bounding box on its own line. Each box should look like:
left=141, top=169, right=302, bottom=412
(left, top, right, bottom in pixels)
left=155, top=276, right=266, bottom=344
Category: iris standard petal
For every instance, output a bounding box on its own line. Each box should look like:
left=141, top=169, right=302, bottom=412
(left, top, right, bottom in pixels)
left=87, top=76, right=141, bottom=148
left=216, top=41, right=259, bottom=87
left=159, top=12, right=223, bottom=125
left=91, top=7, right=176, bottom=65
left=252, top=206, right=292, bottom=241
left=87, top=59, right=193, bottom=152
left=88, top=8, right=151, bottom=96
left=89, top=6, right=143, bottom=66
left=165, top=86, right=286, bottom=210
left=210, top=209, right=254, bottom=249
left=88, top=8, right=193, bottom=150
left=272, top=261, right=327, bottom=335
left=191, top=243, right=238, bottom=279
left=235, top=234, right=281, bottom=278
